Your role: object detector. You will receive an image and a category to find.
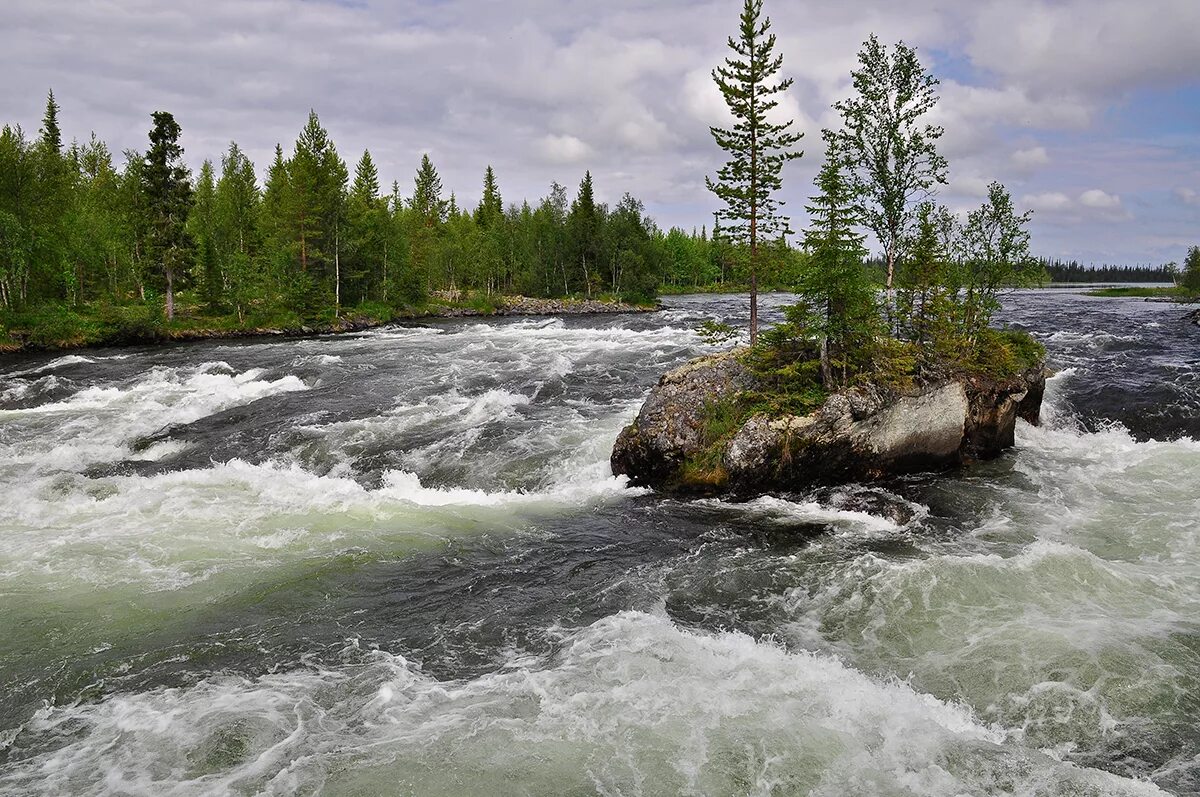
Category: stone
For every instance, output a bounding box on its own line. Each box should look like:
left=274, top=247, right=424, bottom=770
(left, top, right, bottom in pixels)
left=611, top=351, right=1048, bottom=495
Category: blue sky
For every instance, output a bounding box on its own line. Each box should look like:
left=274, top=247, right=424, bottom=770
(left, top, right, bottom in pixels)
left=1, top=0, right=1198, bottom=266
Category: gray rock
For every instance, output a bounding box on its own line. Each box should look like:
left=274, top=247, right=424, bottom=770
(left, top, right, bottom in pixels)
left=611, top=351, right=1048, bottom=495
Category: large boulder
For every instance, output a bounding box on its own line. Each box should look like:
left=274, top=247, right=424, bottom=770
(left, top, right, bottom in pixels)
left=611, top=351, right=1047, bottom=495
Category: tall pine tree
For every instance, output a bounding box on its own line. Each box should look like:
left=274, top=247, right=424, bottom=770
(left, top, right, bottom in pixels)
left=706, top=0, right=803, bottom=344
left=140, top=111, right=192, bottom=321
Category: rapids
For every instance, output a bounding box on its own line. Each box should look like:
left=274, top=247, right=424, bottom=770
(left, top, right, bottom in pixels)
left=0, top=289, right=1197, bottom=795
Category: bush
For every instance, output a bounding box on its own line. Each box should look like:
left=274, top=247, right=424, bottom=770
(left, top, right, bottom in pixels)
left=95, top=303, right=165, bottom=343
left=969, top=327, right=1045, bottom=378
left=3, top=304, right=97, bottom=348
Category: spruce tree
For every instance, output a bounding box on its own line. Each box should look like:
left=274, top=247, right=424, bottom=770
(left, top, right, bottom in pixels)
left=796, top=150, right=879, bottom=385
left=897, top=202, right=957, bottom=366
left=475, top=165, right=503, bottom=227
left=347, top=149, right=387, bottom=303
left=140, top=111, right=192, bottom=321
left=567, top=171, right=599, bottom=297
left=188, top=159, right=221, bottom=311
left=39, top=90, right=62, bottom=154
left=214, top=142, right=259, bottom=322
left=706, top=0, right=803, bottom=344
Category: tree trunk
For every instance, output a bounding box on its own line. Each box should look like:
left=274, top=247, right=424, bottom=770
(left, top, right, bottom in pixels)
left=334, top=228, right=341, bottom=315
left=165, top=266, right=175, bottom=322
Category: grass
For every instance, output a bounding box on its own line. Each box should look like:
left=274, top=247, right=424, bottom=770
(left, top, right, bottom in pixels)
left=1084, top=286, right=1196, bottom=299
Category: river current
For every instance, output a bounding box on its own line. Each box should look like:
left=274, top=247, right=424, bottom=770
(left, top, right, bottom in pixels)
left=0, top=290, right=1197, bottom=796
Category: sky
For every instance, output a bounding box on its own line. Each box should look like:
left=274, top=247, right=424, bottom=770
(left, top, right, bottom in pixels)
left=2, top=0, right=1198, bottom=266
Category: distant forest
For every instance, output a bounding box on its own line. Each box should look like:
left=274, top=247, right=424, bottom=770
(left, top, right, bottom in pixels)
left=1039, top=259, right=1177, bottom=283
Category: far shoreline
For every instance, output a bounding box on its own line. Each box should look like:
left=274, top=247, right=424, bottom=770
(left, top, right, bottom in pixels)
left=0, top=296, right=660, bottom=357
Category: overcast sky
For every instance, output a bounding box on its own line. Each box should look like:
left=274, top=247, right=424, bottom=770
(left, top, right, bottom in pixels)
left=3, top=0, right=1198, bottom=265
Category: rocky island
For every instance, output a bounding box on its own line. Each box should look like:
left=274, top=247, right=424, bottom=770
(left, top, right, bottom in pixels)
left=612, top=343, right=1047, bottom=496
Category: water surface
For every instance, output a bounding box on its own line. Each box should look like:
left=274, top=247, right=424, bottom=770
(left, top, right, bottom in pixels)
left=0, top=290, right=1197, bottom=795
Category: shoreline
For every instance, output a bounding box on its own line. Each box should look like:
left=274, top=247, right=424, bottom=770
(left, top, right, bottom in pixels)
left=0, top=297, right=660, bottom=357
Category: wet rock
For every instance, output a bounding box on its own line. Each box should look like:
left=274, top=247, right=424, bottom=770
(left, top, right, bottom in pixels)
left=1184, top=307, right=1200, bottom=326
left=611, top=351, right=1048, bottom=495
left=610, top=351, right=755, bottom=485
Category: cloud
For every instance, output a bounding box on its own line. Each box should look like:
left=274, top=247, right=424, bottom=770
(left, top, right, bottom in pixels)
left=538, top=134, right=592, bottom=165
left=0, top=0, right=1194, bottom=262
left=1023, top=192, right=1074, bottom=213
left=1174, top=187, right=1200, bottom=207
left=1079, top=188, right=1121, bottom=210
left=1011, top=146, right=1049, bottom=170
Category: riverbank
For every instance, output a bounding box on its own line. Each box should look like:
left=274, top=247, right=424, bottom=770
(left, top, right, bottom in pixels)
left=1083, top=285, right=1197, bottom=300
left=0, top=295, right=659, bottom=355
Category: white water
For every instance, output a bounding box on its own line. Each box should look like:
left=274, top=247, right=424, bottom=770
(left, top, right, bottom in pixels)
left=0, top=293, right=1197, bottom=795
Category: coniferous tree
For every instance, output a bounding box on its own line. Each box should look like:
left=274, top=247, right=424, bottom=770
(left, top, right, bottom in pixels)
left=347, top=149, right=388, bottom=303
left=188, top=160, right=221, bottom=311
left=795, top=151, right=879, bottom=385
left=214, top=142, right=260, bottom=321
left=706, top=0, right=803, bottom=344
left=404, top=154, right=444, bottom=303
left=140, top=111, right=192, bottom=321
left=474, top=165, right=503, bottom=227
left=567, top=171, right=600, bottom=297
left=896, top=202, right=957, bottom=365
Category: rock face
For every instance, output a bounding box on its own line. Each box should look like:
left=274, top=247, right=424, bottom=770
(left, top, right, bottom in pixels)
left=611, top=351, right=1047, bottom=495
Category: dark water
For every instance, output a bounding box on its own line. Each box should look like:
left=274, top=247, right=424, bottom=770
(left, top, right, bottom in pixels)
left=0, top=289, right=1197, bottom=796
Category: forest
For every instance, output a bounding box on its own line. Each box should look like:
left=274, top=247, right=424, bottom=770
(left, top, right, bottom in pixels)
left=0, top=94, right=774, bottom=348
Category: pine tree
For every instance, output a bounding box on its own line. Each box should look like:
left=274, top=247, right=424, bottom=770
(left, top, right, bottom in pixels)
left=188, top=159, right=221, bottom=311
left=214, top=141, right=260, bottom=321
left=474, top=165, right=503, bottom=227
left=706, top=0, right=803, bottom=344
left=39, top=90, right=62, bottom=154
left=567, top=171, right=599, bottom=297
left=140, top=111, right=192, bottom=321
left=796, top=150, right=879, bottom=385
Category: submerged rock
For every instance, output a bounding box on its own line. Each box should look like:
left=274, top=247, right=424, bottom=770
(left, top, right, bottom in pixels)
left=1185, top=307, right=1200, bottom=326
left=611, top=350, right=1047, bottom=495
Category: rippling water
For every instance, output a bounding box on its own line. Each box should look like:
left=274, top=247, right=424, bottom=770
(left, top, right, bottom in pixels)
left=0, top=290, right=1197, bottom=796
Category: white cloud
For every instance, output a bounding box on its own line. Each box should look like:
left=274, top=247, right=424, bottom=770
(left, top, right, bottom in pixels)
left=1079, top=188, right=1121, bottom=210
left=538, top=134, right=592, bottom=165
left=1011, top=146, right=1049, bottom=169
left=1023, top=192, right=1074, bottom=212
left=1174, top=187, right=1200, bottom=207
left=0, top=0, right=1193, bottom=262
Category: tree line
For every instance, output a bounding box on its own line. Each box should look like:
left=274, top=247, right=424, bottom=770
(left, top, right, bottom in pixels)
left=0, top=96, right=706, bottom=336
left=1041, top=260, right=1180, bottom=284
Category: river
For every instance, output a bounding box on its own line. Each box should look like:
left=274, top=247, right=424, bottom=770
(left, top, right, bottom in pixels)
left=0, top=290, right=1197, bottom=796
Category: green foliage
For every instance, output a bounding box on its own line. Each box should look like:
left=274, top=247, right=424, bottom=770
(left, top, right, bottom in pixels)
left=141, top=110, right=193, bottom=320
left=1084, top=286, right=1191, bottom=299
left=827, top=35, right=947, bottom=298
left=966, top=328, right=1047, bottom=379
left=1183, top=246, right=1200, bottom=295
left=795, top=152, right=883, bottom=386
left=706, top=0, right=803, bottom=342
left=95, top=302, right=165, bottom=342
